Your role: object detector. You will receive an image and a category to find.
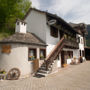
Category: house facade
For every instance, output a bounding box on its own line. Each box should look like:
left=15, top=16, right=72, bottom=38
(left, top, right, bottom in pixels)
left=0, top=8, right=87, bottom=79
left=24, top=8, right=86, bottom=67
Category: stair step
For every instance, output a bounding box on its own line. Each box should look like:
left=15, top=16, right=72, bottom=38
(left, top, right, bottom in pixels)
left=40, top=66, right=46, bottom=69
left=35, top=72, right=48, bottom=77
left=38, top=69, right=49, bottom=74
left=39, top=66, right=52, bottom=70
left=41, top=65, right=46, bottom=68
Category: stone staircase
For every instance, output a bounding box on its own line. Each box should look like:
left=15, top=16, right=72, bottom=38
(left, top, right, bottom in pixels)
left=35, top=37, right=65, bottom=77
left=35, top=61, right=56, bottom=77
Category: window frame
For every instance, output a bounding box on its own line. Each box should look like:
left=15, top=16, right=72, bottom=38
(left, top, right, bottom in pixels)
left=67, top=51, right=73, bottom=58
left=28, top=48, right=37, bottom=61
left=50, top=26, right=58, bottom=38
left=40, top=48, right=46, bottom=60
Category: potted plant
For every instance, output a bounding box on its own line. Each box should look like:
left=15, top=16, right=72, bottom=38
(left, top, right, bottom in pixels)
left=0, top=70, right=6, bottom=74
left=29, top=56, right=35, bottom=60
left=0, top=69, right=6, bottom=80
left=40, top=55, right=44, bottom=60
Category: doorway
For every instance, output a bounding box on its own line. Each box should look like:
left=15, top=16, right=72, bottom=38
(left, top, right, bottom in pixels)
left=61, top=51, right=65, bottom=67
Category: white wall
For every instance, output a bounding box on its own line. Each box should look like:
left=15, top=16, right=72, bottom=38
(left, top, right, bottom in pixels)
left=46, top=44, right=55, bottom=56
left=46, top=25, right=60, bottom=56
left=77, top=34, right=84, bottom=50
left=25, top=10, right=46, bottom=42
left=0, top=44, right=31, bottom=78
left=46, top=26, right=60, bottom=45
left=0, top=44, right=46, bottom=78
left=15, top=22, right=20, bottom=33
left=15, top=22, right=27, bottom=33
left=25, top=10, right=61, bottom=56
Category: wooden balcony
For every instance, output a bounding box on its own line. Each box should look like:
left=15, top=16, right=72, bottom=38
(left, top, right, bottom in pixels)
left=64, top=39, right=79, bottom=49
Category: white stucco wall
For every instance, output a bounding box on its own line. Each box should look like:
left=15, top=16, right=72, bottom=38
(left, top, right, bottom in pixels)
left=46, top=44, right=55, bottom=56
left=46, top=26, right=60, bottom=45
left=0, top=44, right=32, bottom=78
left=46, top=25, right=60, bottom=56
left=0, top=44, right=46, bottom=78
left=25, top=10, right=61, bottom=56
left=25, top=10, right=46, bottom=42
left=77, top=34, right=84, bottom=50
left=15, top=22, right=27, bottom=33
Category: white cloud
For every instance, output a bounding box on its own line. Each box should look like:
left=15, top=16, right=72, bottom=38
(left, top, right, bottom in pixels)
left=30, top=0, right=90, bottom=24
left=30, top=0, right=40, bottom=9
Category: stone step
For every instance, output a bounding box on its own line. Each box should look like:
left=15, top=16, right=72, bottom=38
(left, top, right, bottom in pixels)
left=41, top=65, right=46, bottom=68
left=38, top=69, right=49, bottom=74
left=35, top=72, right=48, bottom=77
left=39, top=66, right=52, bottom=71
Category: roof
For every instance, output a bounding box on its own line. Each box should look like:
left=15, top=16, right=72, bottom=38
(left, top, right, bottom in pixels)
left=23, top=8, right=78, bottom=34
left=0, top=33, right=46, bottom=46
left=85, top=46, right=90, bottom=49
left=69, top=23, right=88, bottom=35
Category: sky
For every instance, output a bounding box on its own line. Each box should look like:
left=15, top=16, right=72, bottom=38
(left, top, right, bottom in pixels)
left=30, top=0, right=90, bottom=24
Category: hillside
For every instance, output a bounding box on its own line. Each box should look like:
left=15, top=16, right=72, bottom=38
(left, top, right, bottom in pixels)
left=86, top=25, right=90, bottom=46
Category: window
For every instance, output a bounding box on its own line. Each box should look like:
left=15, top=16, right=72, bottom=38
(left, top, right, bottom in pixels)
left=67, top=51, right=73, bottom=58
left=77, top=37, right=80, bottom=43
left=28, top=48, right=37, bottom=61
left=50, top=26, right=58, bottom=38
left=81, top=38, right=83, bottom=44
left=40, top=49, right=46, bottom=60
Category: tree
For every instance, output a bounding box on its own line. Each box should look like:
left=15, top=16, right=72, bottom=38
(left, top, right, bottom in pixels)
left=0, top=0, right=32, bottom=34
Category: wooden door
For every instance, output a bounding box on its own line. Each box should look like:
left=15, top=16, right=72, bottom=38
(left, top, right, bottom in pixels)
left=61, top=51, right=65, bottom=67
left=33, top=59, right=39, bottom=73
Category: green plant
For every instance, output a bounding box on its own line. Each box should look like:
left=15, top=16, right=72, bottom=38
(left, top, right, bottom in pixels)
left=29, top=56, right=35, bottom=60
left=0, top=70, right=6, bottom=74
left=40, top=55, right=44, bottom=58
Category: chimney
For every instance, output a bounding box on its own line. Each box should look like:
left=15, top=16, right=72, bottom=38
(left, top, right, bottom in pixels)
left=15, top=19, right=27, bottom=33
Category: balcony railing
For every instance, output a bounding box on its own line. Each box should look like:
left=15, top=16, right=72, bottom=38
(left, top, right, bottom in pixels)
left=64, top=38, right=79, bottom=49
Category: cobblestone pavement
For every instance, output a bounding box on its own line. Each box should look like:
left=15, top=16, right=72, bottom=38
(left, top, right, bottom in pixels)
left=0, top=61, right=90, bottom=90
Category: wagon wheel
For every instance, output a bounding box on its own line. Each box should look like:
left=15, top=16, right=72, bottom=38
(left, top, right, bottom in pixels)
left=7, top=68, right=20, bottom=80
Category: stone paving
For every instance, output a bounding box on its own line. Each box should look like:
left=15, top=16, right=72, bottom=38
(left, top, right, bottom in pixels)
left=0, top=61, right=90, bottom=90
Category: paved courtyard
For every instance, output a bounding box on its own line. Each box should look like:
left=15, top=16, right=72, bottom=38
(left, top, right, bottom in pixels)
left=0, top=61, right=90, bottom=90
